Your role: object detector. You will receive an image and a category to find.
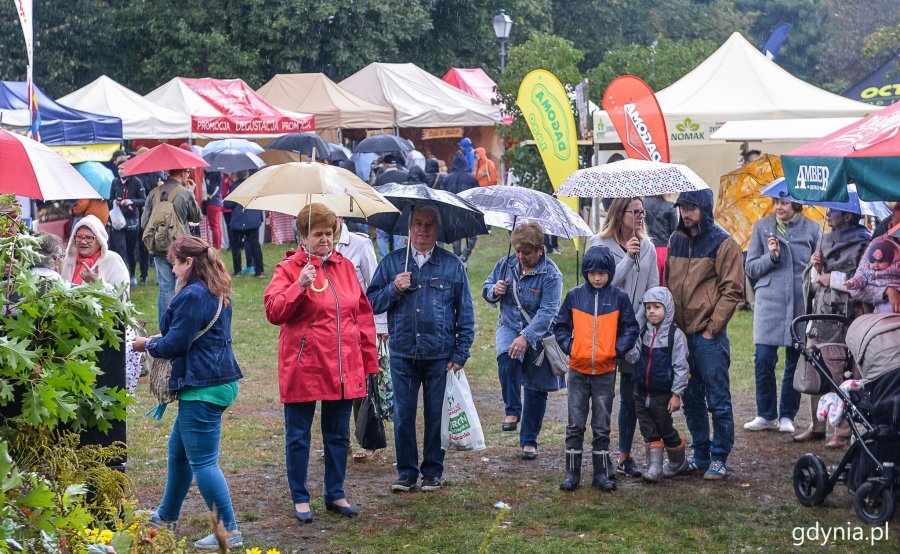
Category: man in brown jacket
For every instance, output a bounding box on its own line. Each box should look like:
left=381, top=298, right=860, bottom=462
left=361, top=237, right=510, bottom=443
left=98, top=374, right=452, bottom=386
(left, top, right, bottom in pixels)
left=665, top=188, right=744, bottom=480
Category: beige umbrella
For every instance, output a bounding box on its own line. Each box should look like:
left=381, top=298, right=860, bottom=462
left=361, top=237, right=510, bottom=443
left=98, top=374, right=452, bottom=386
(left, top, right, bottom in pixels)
left=223, top=162, right=398, bottom=219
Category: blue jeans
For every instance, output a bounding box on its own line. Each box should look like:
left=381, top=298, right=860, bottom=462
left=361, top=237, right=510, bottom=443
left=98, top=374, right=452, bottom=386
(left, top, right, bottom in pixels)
left=284, top=400, right=353, bottom=504
left=753, top=344, right=801, bottom=421
left=497, top=354, right=522, bottom=419
left=520, top=387, right=548, bottom=449
left=682, top=332, right=735, bottom=464
left=154, top=255, right=175, bottom=324
left=617, top=368, right=637, bottom=455
left=391, top=357, right=447, bottom=480
left=158, top=400, right=237, bottom=531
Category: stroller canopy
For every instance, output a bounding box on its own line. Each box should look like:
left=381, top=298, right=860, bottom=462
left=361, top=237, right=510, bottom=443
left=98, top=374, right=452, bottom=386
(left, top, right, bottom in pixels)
left=845, top=313, right=900, bottom=382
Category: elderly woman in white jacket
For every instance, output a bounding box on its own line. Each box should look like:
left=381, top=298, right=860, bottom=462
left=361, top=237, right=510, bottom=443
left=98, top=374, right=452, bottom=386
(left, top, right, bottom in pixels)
left=61, top=215, right=130, bottom=292
left=590, top=196, right=659, bottom=479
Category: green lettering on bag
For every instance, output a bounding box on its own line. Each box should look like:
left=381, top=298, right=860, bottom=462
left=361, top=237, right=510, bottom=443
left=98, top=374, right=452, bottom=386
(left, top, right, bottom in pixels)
left=449, top=412, right=471, bottom=435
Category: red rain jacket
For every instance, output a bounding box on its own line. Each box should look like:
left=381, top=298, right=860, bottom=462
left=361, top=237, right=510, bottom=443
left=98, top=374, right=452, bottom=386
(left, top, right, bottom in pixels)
left=264, top=249, right=379, bottom=403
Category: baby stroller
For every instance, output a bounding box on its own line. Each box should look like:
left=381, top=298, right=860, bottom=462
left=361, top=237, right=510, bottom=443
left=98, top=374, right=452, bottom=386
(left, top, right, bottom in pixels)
left=790, top=313, right=900, bottom=524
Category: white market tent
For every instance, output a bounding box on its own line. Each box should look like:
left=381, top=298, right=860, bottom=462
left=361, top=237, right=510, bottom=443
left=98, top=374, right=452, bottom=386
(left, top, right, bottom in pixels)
left=339, top=62, right=502, bottom=128
left=710, top=117, right=863, bottom=142
left=596, top=32, right=878, bottom=194
left=58, top=75, right=191, bottom=139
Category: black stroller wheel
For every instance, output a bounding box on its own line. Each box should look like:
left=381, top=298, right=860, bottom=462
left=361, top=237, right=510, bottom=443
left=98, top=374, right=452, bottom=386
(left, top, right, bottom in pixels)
left=854, top=482, right=896, bottom=524
left=794, top=454, right=830, bottom=507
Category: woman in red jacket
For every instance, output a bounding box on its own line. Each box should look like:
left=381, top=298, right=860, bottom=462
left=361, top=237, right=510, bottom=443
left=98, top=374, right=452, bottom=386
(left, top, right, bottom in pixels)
left=263, top=203, right=379, bottom=523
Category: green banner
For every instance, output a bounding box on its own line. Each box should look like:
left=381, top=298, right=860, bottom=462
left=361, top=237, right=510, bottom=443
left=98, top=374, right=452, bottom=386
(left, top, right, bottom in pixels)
left=783, top=155, right=849, bottom=202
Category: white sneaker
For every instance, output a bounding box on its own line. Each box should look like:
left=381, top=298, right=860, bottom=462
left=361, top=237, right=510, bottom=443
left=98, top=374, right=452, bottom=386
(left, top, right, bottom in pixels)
left=743, top=416, right=777, bottom=431
left=778, top=418, right=795, bottom=433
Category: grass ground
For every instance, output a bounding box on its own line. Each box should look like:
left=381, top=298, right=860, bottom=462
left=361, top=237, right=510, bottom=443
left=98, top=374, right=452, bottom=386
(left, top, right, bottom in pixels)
left=126, top=233, right=898, bottom=552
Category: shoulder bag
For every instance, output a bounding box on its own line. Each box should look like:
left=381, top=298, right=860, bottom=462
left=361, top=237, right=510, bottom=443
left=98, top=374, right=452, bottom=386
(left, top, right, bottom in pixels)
left=147, top=297, right=224, bottom=419
left=510, top=278, right=568, bottom=376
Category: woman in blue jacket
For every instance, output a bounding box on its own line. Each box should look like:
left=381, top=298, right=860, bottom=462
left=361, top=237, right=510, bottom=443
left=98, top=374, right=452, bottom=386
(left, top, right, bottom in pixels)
left=482, top=224, right=564, bottom=459
left=134, top=236, right=244, bottom=551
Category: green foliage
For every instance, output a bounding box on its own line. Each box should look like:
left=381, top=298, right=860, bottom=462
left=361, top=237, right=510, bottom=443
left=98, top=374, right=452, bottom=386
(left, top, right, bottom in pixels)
left=495, top=33, right=584, bottom=193
left=0, top=209, right=135, bottom=433
left=864, top=23, right=900, bottom=58
left=586, top=36, right=719, bottom=93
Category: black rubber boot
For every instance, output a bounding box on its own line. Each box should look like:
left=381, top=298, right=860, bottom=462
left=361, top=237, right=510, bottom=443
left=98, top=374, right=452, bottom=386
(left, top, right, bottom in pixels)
left=559, top=450, right=582, bottom=491
left=591, top=451, right=617, bottom=491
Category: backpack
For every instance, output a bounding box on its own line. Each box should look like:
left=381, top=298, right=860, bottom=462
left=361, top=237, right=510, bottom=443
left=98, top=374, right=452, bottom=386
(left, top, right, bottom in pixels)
left=143, top=184, right=187, bottom=255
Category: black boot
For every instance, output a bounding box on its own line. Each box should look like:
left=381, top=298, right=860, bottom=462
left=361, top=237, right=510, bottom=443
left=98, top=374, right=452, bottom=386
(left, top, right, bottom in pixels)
left=592, top=451, right=617, bottom=491
left=559, top=450, right=582, bottom=491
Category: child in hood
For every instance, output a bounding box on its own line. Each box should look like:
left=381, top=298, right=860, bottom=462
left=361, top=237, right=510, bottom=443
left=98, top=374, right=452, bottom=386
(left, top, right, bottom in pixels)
left=553, top=245, right=639, bottom=492
left=625, top=286, right=689, bottom=482
left=844, top=238, right=900, bottom=313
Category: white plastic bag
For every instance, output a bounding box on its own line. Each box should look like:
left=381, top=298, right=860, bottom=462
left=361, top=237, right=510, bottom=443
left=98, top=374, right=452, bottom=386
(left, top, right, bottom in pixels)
left=441, top=369, right=486, bottom=451
left=109, top=202, right=127, bottom=230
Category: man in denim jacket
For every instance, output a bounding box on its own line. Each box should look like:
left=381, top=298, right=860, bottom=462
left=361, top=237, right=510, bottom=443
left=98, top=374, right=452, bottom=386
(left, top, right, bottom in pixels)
left=368, top=205, right=475, bottom=493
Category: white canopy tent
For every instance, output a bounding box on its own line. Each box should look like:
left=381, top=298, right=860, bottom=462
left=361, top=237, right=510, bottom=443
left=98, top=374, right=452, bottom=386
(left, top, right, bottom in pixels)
left=595, top=32, right=878, bottom=194
left=59, top=75, right=191, bottom=139
left=339, top=62, right=502, bottom=128
left=710, top=117, right=863, bottom=142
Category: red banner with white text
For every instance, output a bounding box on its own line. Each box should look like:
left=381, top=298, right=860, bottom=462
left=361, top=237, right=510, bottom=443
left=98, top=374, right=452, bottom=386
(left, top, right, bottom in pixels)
left=602, top=75, right=669, bottom=163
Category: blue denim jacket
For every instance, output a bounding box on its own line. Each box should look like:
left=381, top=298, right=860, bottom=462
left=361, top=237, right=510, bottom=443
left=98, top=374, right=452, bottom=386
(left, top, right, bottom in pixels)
left=147, top=278, right=242, bottom=392
left=482, top=254, right=563, bottom=354
left=368, top=247, right=475, bottom=366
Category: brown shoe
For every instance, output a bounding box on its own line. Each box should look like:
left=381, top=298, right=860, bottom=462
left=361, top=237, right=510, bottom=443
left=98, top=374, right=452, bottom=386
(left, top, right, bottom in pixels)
left=825, top=435, right=850, bottom=449
left=793, top=429, right=826, bottom=442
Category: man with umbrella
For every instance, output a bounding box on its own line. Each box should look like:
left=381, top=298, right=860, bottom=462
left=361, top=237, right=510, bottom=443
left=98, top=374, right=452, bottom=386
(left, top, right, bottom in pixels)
left=367, top=205, right=476, bottom=493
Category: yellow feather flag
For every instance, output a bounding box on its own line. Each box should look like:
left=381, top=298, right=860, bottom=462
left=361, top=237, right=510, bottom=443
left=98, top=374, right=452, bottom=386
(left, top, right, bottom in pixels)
left=516, top=70, right=582, bottom=245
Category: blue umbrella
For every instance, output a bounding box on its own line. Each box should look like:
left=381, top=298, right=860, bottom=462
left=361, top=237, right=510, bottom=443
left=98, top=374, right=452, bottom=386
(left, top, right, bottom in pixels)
left=203, top=149, right=266, bottom=174
left=75, top=162, right=114, bottom=199
left=202, top=139, right=264, bottom=155
left=761, top=178, right=891, bottom=219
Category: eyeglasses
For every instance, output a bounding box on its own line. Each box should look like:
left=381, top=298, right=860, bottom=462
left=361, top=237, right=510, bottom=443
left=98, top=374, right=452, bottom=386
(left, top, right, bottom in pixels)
left=626, top=209, right=646, bottom=218
left=74, top=234, right=96, bottom=244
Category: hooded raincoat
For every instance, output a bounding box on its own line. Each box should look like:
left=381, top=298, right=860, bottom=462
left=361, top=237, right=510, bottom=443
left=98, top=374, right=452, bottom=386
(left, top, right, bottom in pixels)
left=625, top=287, right=689, bottom=397
left=61, top=215, right=130, bottom=293
left=553, top=246, right=639, bottom=375
left=441, top=152, right=479, bottom=194
left=665, top=189, right=744, bottom=337
left=474, top=147, right=497, bottom=187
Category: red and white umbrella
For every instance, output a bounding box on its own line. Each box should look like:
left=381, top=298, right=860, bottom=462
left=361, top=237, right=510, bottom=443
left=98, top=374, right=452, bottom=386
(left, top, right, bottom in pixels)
left=120, top=143, right=208, bottom=176
left=0, top=129, right=101, bottom=201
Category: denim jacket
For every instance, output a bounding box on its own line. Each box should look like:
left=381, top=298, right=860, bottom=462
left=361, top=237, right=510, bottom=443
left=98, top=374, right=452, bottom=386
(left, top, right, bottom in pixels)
left=147, top=278, right=242, bottom=392
left=482, top=254, right=563, bottom=355
left=368, top=246, right=475, bottom=366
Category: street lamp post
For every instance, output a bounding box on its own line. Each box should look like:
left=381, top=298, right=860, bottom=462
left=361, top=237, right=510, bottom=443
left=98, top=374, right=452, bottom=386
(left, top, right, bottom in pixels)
left=492, top=9, right=513, bottom=74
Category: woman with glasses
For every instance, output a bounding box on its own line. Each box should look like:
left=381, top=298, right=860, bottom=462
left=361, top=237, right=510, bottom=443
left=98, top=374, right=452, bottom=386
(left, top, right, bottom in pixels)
left=61, top=215, right=130, bottom=292
left=482, top=223, right=564, bottom=459
left=589, top=197, right=659, bottom=479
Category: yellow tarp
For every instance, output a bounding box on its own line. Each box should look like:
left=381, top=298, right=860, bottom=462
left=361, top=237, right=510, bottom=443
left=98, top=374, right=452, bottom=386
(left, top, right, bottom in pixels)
left=715, top=154, right=826, bottom=250
left=50, top=143, right=121, bottom=164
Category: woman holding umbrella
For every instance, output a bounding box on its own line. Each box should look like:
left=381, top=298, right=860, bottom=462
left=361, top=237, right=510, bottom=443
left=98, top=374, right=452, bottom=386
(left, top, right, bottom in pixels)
left=264, top=203, right=379, bottom=522
left=589, top=197, right=658, bottom=478
left=482, top=223, right=564, bottom=458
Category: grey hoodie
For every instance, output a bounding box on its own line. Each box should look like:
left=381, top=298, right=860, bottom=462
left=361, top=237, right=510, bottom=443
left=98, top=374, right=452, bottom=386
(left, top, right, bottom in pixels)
left=625, top=286, right=689, bottom=396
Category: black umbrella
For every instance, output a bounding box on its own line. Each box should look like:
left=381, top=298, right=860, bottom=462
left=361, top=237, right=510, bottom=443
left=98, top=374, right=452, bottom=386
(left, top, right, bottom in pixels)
left=325, top=142, right=351, bottom=162
left=267, top=132, right=331, bottom=159
left=353, top=134, right=413, bottom=154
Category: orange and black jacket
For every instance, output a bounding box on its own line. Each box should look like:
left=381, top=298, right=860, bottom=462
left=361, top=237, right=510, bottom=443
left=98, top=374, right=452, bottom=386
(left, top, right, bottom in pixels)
left=553, top=246, right=640, bottom=375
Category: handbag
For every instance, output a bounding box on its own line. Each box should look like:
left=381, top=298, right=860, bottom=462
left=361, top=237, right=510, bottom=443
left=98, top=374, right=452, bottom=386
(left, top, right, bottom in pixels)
left=510, top=279, right=568, bottom=376
left=793, top=342, right=855, bottom=395
left=147, top=297, right=224, bottom=418
left=355, top=374, right=387, bottom=450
